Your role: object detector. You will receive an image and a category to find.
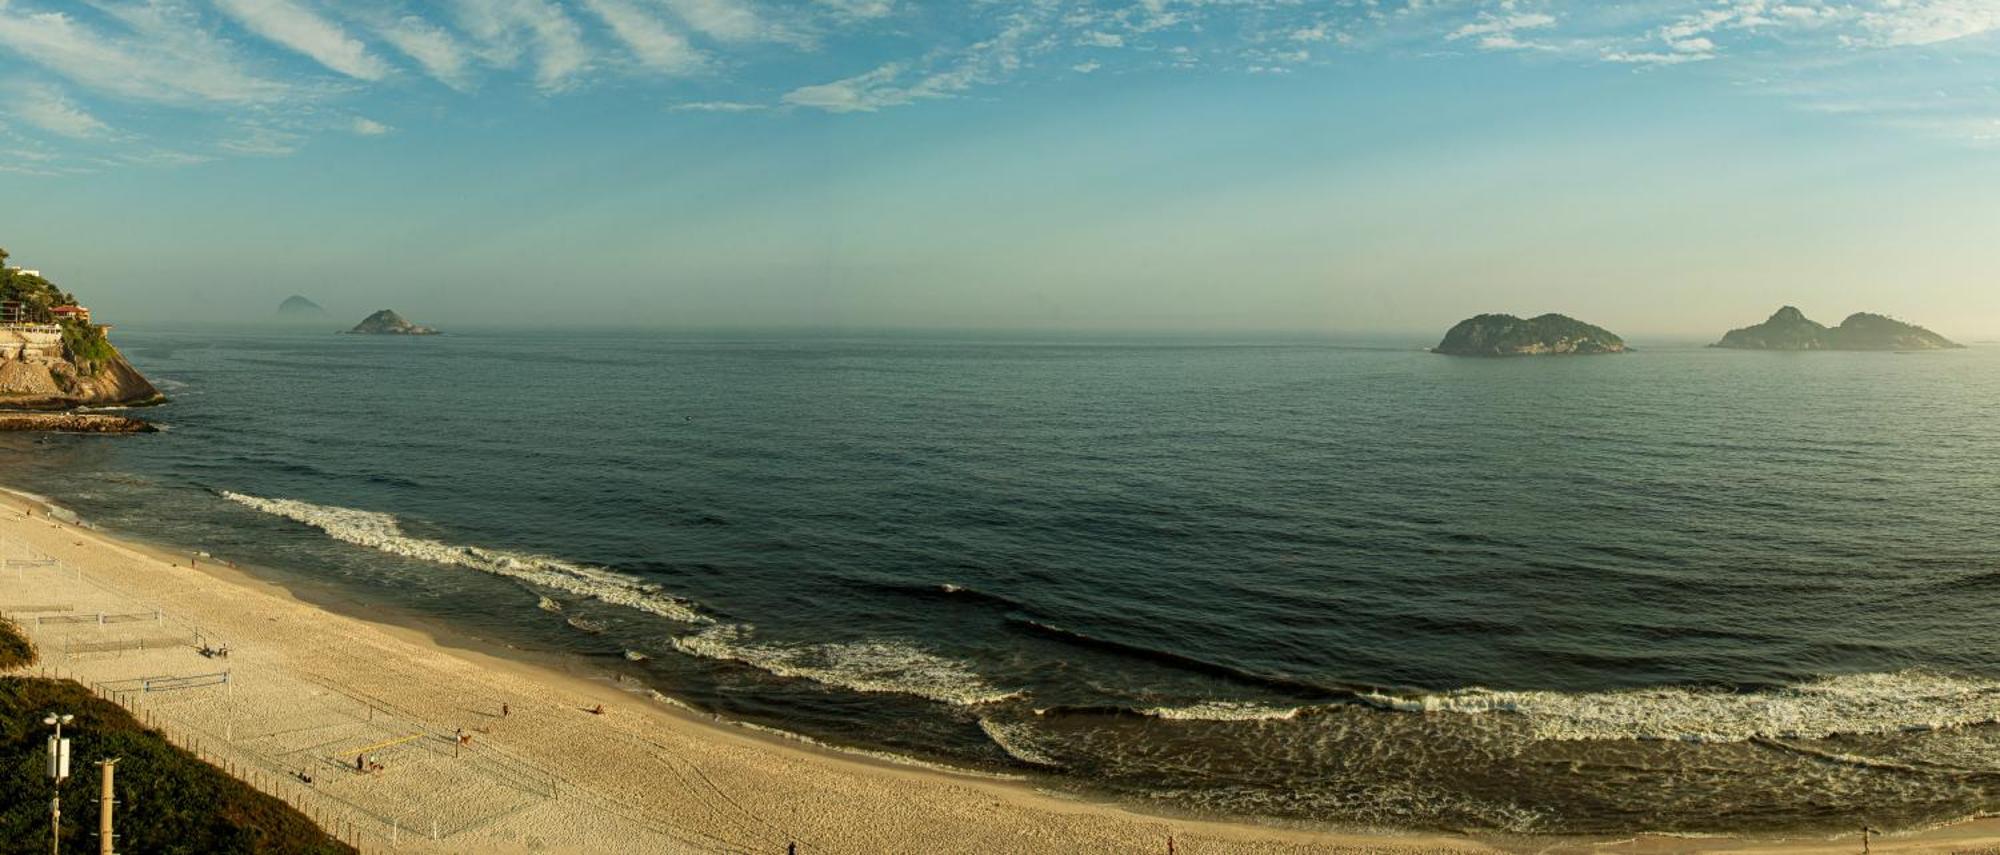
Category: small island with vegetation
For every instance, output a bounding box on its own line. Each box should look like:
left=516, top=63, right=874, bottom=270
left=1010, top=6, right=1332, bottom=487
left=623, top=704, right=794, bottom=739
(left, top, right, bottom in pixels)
left=347, top=309, right=439, bottom=336
left=1713, top=306, right=1962, bottom=351
left=1434, top=313, right=1627, bottom=357
left=1, top=246, right=163, bottom=425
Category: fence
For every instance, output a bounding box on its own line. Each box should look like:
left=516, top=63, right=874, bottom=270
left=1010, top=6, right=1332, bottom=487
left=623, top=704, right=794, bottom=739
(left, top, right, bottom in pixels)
left=6, top=531, right=787, bottom=854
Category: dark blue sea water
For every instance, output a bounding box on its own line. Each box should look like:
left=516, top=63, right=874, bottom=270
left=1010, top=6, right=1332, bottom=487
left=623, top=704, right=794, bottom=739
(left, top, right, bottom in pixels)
left=6, top=327, right=2000, bottom=835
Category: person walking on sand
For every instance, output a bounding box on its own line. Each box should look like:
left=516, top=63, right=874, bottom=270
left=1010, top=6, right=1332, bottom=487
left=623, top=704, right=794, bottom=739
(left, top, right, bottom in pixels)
left=502, top=703, right=509, bottom=718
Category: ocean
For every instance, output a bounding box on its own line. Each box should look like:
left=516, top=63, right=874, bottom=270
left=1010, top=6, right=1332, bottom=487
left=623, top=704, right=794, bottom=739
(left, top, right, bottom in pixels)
left=5, top=326, right=1999, bottom=836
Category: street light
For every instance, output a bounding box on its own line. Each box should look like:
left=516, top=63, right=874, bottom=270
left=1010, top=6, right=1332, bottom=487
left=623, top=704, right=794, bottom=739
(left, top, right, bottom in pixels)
left=46, top=712, right=73, bottom=855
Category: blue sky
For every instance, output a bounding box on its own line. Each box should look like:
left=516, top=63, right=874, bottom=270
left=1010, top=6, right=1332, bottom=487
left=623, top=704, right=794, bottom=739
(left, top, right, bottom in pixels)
left=2, top=0, right=1998, bottom=337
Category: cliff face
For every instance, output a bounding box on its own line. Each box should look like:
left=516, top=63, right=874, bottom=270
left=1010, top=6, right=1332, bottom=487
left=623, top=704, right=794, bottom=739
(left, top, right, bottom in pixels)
left=1434, top=313, right=1627, bottom=357
left=0, top=330, right=163, bottom=409
left=1714, top=307, right=1961, bottom=350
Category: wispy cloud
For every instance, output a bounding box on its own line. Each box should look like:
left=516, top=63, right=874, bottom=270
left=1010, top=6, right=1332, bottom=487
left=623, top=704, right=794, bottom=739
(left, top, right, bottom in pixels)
left=3, top=81, right=110, bottom=138
left=580, top=0, right=707, bottom=75
left=782, top=61, right=905, bottom=112
left=670, top=99, right=767, bottom=111
left=1449, top=11, right=1558, bottom=51
left=4, top=0, right=1999, bottom=170
left=455, top=0, right=593, bottom=91
left=218, top=122, right=306, bottom=156
left=1856, top=0, right=2000, bottom=46
left=215, top=0, right=392, bottom=81
left=665, top=0, right=804, bottom=45
left=784, top=2, right=1056, bottom=113
left=375, top=14, right=475, bottom=90
left=0, top=2, right=292, bottom=104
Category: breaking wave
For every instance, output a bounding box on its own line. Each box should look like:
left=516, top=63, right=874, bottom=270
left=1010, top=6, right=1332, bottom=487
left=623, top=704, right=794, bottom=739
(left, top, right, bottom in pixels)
left=670, top=624, right=1022, bottom=707
left=1356, top=670, right=2000, bottom=743
left=1140, top=701, right=1309, bottom=722
left=977, top=718, right=1065, bottom=767
left=221, top=492, right=710, bottom=624
left=1036, top=671, right=2000, bottom=742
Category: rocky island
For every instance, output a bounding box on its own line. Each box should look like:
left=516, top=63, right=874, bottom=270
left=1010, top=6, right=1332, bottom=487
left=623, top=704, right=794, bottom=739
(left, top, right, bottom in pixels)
left=347, top=309, right=439, bottom=335
left=1, top=247, right=163, bottom=417
left=277, top=294, right=327, bottom=320
left=1713, top=307, right=1961, bottom=350
left=1434, top=313, right=1626, bottom=357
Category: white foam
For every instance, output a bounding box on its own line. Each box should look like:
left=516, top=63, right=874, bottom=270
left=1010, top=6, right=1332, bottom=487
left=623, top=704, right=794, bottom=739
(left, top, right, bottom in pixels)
left=223, top=492, right=710, bottom=625
left=732, top=719, right=1028, bottom=780
left=1359, top=671, right=2000, bottom=743
left=670, top=624, right=1022, bottom=707
left=1140, top=701, right=1307, bottom=722
left=977, top=718, right=1064, bottom=767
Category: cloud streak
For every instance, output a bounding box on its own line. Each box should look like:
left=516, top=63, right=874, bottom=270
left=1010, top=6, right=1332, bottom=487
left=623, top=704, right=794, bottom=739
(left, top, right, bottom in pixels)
left=215, top=0, right=392, bottom=81
left=4, top=82, right=110, bottom=138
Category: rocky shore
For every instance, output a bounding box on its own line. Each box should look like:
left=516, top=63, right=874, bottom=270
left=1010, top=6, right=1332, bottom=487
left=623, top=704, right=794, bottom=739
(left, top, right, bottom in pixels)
left=0, top=411, right=156, bottom=433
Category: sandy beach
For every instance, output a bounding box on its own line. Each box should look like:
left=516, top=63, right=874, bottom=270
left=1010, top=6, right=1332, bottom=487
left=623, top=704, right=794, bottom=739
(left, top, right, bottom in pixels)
left=3, top=488, right=1997, bottom=855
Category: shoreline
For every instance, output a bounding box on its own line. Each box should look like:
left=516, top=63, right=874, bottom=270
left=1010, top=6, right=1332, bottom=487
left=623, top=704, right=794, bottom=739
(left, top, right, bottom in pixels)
left=4, top=487, right=2000, bottom=852
left=0, top=410, right=156, bottom=432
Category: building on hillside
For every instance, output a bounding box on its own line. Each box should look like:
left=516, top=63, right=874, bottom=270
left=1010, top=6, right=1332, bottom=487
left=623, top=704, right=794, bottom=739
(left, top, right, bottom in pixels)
left=50, top=305, right=91, bottom=324
left=0, top=301, right=20, bottom=326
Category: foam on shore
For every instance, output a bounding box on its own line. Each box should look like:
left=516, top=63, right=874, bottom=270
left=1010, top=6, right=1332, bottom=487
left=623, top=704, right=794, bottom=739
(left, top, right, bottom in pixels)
left=670, top=624, right=1022, bottom=707
left=1355, top=670, right=2000, bottom=742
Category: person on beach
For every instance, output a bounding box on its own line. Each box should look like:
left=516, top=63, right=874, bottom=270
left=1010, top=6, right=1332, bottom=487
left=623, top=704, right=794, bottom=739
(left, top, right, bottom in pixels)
left=590, top=704, right=604, bottom=715
left=355, top=754, right=365, bottom=772
left=502, top=703, right=509, bottom=718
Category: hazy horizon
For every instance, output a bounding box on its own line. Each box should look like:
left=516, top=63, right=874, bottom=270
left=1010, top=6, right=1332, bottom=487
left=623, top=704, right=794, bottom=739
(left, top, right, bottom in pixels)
left=3, top=1, right=1997, bottom=338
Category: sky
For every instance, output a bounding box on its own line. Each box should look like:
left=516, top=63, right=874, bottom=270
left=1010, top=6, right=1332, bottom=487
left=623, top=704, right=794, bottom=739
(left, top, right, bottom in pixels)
left=1, top=0, right=1997, bottom=338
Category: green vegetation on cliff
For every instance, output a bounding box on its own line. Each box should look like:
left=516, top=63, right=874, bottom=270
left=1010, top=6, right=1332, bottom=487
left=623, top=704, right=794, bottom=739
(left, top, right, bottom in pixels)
left=2, top=246, right=116, bottom=370
left=0, top=678, right=355, bottom=854
left=0, top=247, right=75, bottom=324
left=1434, top=313, right=1626, bottom=357
left=2, top=245, right=163, bottom=407
left=0, top=618, right=32, bottom=670
left=1714, top=307, right=1962, bottom=350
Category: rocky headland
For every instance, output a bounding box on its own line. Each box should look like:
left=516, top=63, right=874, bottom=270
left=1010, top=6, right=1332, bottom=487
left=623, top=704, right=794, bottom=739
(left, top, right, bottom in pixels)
left=1434, top=313, right=1627, bottom=357
left=2, top=248, right=164, bottom=412
left=1713, top=307, right=1961, bottom=350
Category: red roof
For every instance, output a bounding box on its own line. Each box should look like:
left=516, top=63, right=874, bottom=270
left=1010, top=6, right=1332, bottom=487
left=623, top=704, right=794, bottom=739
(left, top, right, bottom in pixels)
left=51, top=306, right=86, bottom=314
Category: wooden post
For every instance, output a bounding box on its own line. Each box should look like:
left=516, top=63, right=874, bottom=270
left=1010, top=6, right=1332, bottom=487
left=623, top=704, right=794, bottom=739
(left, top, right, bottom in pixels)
left=96, top=760, right=115, bottom=855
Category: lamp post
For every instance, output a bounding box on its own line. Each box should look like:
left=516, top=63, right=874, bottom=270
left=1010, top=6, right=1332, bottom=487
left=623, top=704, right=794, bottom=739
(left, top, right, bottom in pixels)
left=46, top=712, right=73, bottom=855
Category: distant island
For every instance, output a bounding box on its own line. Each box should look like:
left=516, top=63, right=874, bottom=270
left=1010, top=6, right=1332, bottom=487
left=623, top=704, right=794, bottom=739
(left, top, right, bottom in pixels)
left=1, top=246, right=163, bottom=412
left=347, top=309, right=439, bottom=335
left=1713, top=307, right=1962, bottom=350
left=1434, top=313, right=1626, bottom=357
left=277, top=295, right=327, bottom=320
